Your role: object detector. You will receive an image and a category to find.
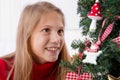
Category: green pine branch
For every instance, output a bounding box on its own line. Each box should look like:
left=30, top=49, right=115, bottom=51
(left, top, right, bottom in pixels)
left=60, top=0, right=120, bottom=80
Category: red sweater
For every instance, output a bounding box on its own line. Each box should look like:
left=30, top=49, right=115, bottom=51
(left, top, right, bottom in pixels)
left=0, top=58, right=58, bottom=80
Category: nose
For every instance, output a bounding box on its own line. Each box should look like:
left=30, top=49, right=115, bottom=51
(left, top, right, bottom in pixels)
left=50, top=32, right=61, bottom=43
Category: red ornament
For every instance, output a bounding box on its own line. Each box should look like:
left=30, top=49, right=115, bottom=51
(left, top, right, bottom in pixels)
left=88, top=0, right=102, bottom=18
left=87, top=0, right=102, bottom=32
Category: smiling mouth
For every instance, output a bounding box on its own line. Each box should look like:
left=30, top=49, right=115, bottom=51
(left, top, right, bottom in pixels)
left=46, top=47, right=59, bottom=51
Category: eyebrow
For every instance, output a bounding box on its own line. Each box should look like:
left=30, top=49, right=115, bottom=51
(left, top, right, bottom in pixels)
left=43, top=25, right=64, bottom=28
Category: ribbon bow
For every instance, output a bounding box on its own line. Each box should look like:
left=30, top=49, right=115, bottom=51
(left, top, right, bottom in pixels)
left=83, top=19, right=114, bottom=64
left=88, top=19, right=114, bottom=52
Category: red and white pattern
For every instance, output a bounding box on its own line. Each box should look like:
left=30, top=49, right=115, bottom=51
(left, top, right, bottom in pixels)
left=100, top=22, right=114, bottom=42
left=112, top=36, right=120, bottom=46
left=88, top=1, right=102, bottom=17
left=66, top=72, right=92, bottom=80
left=87, top=0, right=102, bottom=32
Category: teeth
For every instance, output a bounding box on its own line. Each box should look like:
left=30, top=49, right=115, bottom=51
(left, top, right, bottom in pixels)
left=47, top=48, right=58, bottom=50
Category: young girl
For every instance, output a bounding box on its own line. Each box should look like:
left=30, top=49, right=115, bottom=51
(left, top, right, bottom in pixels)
left=0, top=1, right=70, bottom=80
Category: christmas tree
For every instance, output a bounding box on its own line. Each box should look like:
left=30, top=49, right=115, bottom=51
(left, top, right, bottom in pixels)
left=60, top=0, right=120, bottom=80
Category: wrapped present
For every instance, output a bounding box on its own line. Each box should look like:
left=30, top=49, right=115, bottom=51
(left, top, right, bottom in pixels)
left=108, top=74, right=120, bottom=80
left=66, top=72, right=92, bottom=80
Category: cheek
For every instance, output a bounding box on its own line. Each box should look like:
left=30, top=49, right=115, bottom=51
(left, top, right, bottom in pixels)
left=30, top=35, right=48, bottom=52
left=60, top=38, right=65, bottom=48
left=30, top=38, right=38, bottom=52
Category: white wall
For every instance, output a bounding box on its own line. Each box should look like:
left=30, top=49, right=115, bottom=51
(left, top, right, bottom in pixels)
left=0, top=0, right=83, bottom=57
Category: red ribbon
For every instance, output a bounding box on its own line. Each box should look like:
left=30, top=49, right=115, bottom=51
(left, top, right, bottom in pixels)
left=77, top=66, right=81, bottom=79
left=117, top=16, right=120, bottom=20
left=78, top=16, right=119, bottom=75
left=87, top=18, right=114, bottom=52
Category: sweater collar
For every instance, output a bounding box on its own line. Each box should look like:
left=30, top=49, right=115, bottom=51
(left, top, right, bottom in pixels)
left=31, top=61, right=58, bottom=80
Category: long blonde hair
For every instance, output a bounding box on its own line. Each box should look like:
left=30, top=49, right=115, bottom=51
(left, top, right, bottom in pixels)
left=4, top=1, right=70, bottom=80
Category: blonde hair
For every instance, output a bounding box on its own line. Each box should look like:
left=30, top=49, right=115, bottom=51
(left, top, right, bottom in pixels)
left=4, top=1, right=70, bottom=80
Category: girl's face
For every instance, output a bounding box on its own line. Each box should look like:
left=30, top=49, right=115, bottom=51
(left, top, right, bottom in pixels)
left=30, top=11, right=65, bottom=64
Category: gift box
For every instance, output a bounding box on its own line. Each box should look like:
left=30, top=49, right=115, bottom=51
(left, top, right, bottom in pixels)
left=66, top=72, right=92, bottom=80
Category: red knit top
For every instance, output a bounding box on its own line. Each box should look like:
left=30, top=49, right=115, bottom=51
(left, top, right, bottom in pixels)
left=0, top=58, right=58, bottom=80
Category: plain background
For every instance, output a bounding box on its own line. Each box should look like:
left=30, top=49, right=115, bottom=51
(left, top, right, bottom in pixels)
left=0, top=0, right=84, bottom=57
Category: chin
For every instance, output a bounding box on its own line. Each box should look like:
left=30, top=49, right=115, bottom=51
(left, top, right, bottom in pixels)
left=48, top=58, right=58, bottom=62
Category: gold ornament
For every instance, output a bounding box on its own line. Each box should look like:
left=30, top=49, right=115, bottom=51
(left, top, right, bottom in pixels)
left=108, top=74, right=120, bottom=80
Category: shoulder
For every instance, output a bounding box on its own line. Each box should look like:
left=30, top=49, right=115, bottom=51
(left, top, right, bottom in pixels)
left=0, top=58, right=13, bottom=80
left=0, top=58, right=8, bottom=70
left=0, top=57, right=14, bottom=70
left=0, top=58, right=9, bottom=79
